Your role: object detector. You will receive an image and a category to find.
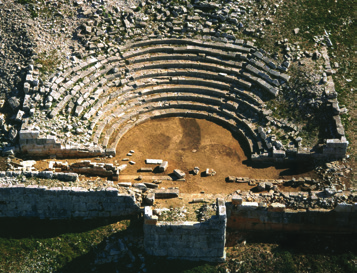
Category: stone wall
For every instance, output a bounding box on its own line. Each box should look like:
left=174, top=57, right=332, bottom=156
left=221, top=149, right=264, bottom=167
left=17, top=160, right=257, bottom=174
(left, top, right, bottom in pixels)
left=19, top=130, right=111, bottom=158
left=227, top=200, right=357, bottom=233
left=0, top=184, right=140, bottom=219
left=1, top=170, right=78, bottom=182
left=144, top=198, right=227, bottom=262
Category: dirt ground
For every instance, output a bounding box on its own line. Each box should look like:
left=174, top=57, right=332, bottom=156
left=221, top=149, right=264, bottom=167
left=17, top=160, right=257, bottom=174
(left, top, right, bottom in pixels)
left=114, top=117, right=318, bottom=194
left=28, top=117, right=318, bottom=195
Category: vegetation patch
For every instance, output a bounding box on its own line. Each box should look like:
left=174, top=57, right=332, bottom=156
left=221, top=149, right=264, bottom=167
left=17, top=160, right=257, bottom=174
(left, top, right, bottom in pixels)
left=35, top=49, right=61, bottom=77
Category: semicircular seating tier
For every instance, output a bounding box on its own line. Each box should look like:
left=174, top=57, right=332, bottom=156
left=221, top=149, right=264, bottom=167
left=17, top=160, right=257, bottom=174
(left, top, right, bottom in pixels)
left=22, top=37, right=339, bottom=161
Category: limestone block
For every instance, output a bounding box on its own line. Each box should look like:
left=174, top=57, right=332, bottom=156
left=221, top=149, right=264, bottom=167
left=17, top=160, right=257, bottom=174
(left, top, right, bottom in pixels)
left=105, top=187, right=119, bottom=196
left=22, top=95, right=31, bottom=112
left=133, top=183, right=147, bottom=191
left=45, top=135, right=57, bottom=144
left=268, top=203, right=286, bottom=212
left=158, top=161, right=168, bottom=172
left=74, top=105, right=84, bottom=116
left=145, top=159, right=163, bottom=164
left=105, top=148, right=116, bottom=156
left=144, top=193, right=155, bottom=205
left=144, top=183, right=159, bottom=189
left=19, top=130, right=40, bottom=139
left=23, top=82, right=31, bottom=94
left=174, top=169, right=185, bottom=178
left=118, top=182, right=131, bottom=187
left=273, top=149, right=286, bottom=158
left=240, top=202, right=259, bottom=210
left=232, top=195, right=243, bottom=205
left=154, top=188, right=179, bottom=198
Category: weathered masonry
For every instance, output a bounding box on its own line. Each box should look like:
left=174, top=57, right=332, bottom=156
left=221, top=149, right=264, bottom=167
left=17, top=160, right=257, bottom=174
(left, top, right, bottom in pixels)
left=0, top=184, right=139, bottom=219
left=0, top=186, right=356, bottom=262
left=144, top=198, right=227, bottom=262
left=19, top=38, right=347, bottom=162
left=227, top=197, right=357, bottom=234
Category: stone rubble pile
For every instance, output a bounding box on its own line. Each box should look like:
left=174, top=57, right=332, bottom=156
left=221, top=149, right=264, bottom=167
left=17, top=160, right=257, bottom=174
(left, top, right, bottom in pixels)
left=52, top=160, right=119, bottom=178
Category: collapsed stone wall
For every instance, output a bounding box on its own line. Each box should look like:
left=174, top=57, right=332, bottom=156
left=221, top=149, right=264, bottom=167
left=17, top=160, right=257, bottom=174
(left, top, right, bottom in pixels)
left=0, top=184, right=140, bottom=219
left=227, top=199, right=357, bottom=233
left=144, top=198, right=227, bottom=262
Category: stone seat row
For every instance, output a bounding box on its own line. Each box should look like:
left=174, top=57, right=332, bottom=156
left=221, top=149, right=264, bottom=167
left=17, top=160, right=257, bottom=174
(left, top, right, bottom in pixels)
left=47, top=42, right=278, bottom=120
left=48, top=58, right=243, bottom=118
left=93, top=90, right=264, bottom=147
left=125, top=58, right=280, bottom=98
left=126, top=52, right=245, bottom=71
left=119, top=76, right=262, bottom=107
left=90, top=84, right=266, bottom=145
left=36, top=38, right=284, bottom=158
left=49, top=36, right=251, bottom=95
left=93, top=100, right=260, bottom=154
left=127, top=69, right=265, bottom=104
left=119, top=40, right=284, bottom=87
left=47, top=55, right=124, bottom=114
left=71, top=67, right=263, bottom=123
left=118, top=38, right=254, bottom=54
left=117, top=108, right=256, bottom=155
left=122, top=45, right=248, bottom=63
left=48, top=36, right=252, bottom=100
left=93, top=93, right=223, bottom=145
left=47, top=39, right=270, bottom=117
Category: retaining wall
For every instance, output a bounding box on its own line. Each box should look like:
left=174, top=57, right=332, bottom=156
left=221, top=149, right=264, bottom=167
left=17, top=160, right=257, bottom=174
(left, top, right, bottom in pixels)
left=1, top=170, right=78, bottom=182
left=0, top=184, right=140, bottom=219
left=227, top=201, right=357, bottom=233
left=144, top=198, right=227, bottom=262
left=19, top=130, right=110, bottom=158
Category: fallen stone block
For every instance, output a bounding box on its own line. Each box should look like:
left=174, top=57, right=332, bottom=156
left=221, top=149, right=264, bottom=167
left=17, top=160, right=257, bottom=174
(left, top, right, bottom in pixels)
left=144, top=192, right=155, bottom=205
left=205, top=168, right=216, bottom=176
left=118, top=182, right=132, bottom=187
left=144, top=183, right=159, bottom=189
left=191, top=198, right=205, bottom=203
left=226, top=176, right=236, bottom=182
left=154, top=188, right=179, bottom=199
left=139, top=167, right=153, bottom=172
left=146, top=159, right=163, bottom=164
left=118, top=164, right=128, bottom=172
left=158, top=161, right=168, bottom=172
left=174, top=169, right=185, bottom=179
left=257, top=182, right=266, bottom=191
left=133, top=183, right=147, bottom=191
left=193, top=166, right=200, bottom=175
